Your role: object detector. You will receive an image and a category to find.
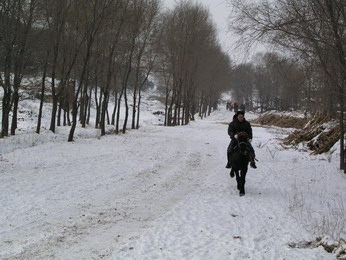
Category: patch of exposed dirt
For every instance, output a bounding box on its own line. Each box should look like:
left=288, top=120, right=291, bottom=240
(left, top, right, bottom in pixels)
left=252, top=111, right=339, bottom=154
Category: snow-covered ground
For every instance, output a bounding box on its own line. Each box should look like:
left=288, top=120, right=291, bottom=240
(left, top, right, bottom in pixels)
left=0, top=92, right=345, bottom=260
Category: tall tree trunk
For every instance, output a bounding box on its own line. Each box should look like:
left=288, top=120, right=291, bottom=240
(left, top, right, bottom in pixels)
left=325, top=0, right=346, bottom=171
left=94, top=77, right=101, bottom=128
left=135, top=74, right=149, bottom=129
left=57, top=100, right=62, bottom=126
left=68, top=46, right=93, bottom=141
left=111, top=91, right=118, bottom=125
left=100, top=91, right=106, bottom=135
left=81, top=72, right=90, bottom=128
left=115, top=87, right=124, bottom=134
left=100, top=89, right=109, bottom=136
left=123, top=86, right=129, bottom=134
left=339, top=86, right=345, bottom=170
left=49, top=54, right=58, bottom=133
left=122, top=36, right=136, bottom=134
left=11, top=70, right=22, bottom=135
left=1, top=56, right=12, bottom=138
left=37, top=54, right=49, bottom=133
left=136, top=89, right=141, bottom=129
left=164, top=87, right=169, bottom=126
left=0, top=72, right=11, bottom=138
left=10, top=91, right=19, bottom=135
left=131, top=84, right=138, bottom=129
left=87, top=84, right=92, bottom=125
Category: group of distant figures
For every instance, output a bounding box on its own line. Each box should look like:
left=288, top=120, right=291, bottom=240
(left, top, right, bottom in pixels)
left=226, top=102, right=245, bottom=113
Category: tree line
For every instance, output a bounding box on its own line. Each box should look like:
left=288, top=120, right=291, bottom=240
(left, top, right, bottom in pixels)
left=230, top=52, right=305, bottom=113
left=228, top=0, right=346, bottom=170
left=0, top=0, right=231, bottom=141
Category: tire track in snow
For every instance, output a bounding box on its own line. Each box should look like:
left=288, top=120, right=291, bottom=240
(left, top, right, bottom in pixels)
left=110, top=123, right=335, bottom=260
left=1, top=125, right=218, bottom=260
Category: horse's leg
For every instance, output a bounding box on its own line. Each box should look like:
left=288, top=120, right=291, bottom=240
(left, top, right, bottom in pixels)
left=235, top=170, right=241, bottom=191
left=239, top=169, right=247, bottom=196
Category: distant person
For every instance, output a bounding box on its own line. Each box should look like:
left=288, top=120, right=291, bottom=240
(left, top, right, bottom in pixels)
left=226, top=111, right=257, bottom=169
left=239, top=103, right=245, bottom=112
left=233, top=102, right=238, bottom=113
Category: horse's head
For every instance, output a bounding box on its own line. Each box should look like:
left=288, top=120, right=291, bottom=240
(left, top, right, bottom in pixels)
left=237, top=132, right=249, bottom=142
left=237, top=132, right=249, bottom=156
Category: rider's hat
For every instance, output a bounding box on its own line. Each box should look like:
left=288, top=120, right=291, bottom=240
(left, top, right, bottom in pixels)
left=235, top=110, right=245, bottom=117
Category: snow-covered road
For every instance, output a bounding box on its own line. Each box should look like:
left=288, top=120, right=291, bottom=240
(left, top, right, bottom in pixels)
left=1, top=109, right=345, bottom=259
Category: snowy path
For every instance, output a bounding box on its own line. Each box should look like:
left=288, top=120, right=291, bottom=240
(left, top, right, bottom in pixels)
left=1, top=109, right=344, bottom=259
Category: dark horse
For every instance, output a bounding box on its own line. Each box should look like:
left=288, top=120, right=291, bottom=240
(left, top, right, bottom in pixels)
left=230, top=131, right=251, bottom=196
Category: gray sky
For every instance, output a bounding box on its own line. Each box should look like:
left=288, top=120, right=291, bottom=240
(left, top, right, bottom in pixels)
left=162, top=0, right=238, bottom=60
left=162, top=0, right=266, bottom=63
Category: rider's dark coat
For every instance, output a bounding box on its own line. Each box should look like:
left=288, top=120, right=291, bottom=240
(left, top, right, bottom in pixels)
left=228, top=114, right=253, bottom=140
left=227, top=112, right=256, bottom=161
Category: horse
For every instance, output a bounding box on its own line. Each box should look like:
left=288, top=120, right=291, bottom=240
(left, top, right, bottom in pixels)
left=230, top=131, right=251, bottom=196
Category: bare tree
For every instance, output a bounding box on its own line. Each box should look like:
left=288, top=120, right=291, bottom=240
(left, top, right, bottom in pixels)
left=130, top=0, right=161, bottom=130
left=97, top=0, right=127, bottom=136
left=230, top=63, right=255, bottom=110
left=229, top=0, right=346, bottom=169
left=158, top=1, right=230, bottom=126
left=41, top=0, right=74, bottom=133
left=68, top=0, right=116, bottom=141
left=0, top=0, right=39, bottom=137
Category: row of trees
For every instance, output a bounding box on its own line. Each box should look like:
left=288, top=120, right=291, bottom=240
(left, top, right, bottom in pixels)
left=231, top=52, right=304, bottom=113
left=156, top=2, right=232, bottom=125
left=0, top=0, right=231, bottom=140
left=228, top=0, right=346, bottom=169
left=231, top=49, right=341, bottom=116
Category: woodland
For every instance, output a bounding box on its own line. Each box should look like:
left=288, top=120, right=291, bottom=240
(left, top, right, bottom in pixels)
left=1, top=0, right=346, bottom=167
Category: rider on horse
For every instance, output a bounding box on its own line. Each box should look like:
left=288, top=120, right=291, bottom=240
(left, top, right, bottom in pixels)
left=226, top=110, right=257, bottom=169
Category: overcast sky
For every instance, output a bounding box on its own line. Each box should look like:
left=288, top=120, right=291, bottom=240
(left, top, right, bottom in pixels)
left=162, top=0, right=266, bottom=63
left=162, top=0, right=243, bottom=61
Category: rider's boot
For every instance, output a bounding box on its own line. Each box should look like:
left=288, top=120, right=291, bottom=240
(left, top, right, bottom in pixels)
left=226, top=161, right=232, bottom=169
left=230, top=169, right=235, bottom=178
left=250, top=157, right=257, bottom=169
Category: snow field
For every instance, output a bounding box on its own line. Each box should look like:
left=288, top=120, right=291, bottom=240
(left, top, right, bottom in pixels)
left=0, top=101, right=345, bottom=259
